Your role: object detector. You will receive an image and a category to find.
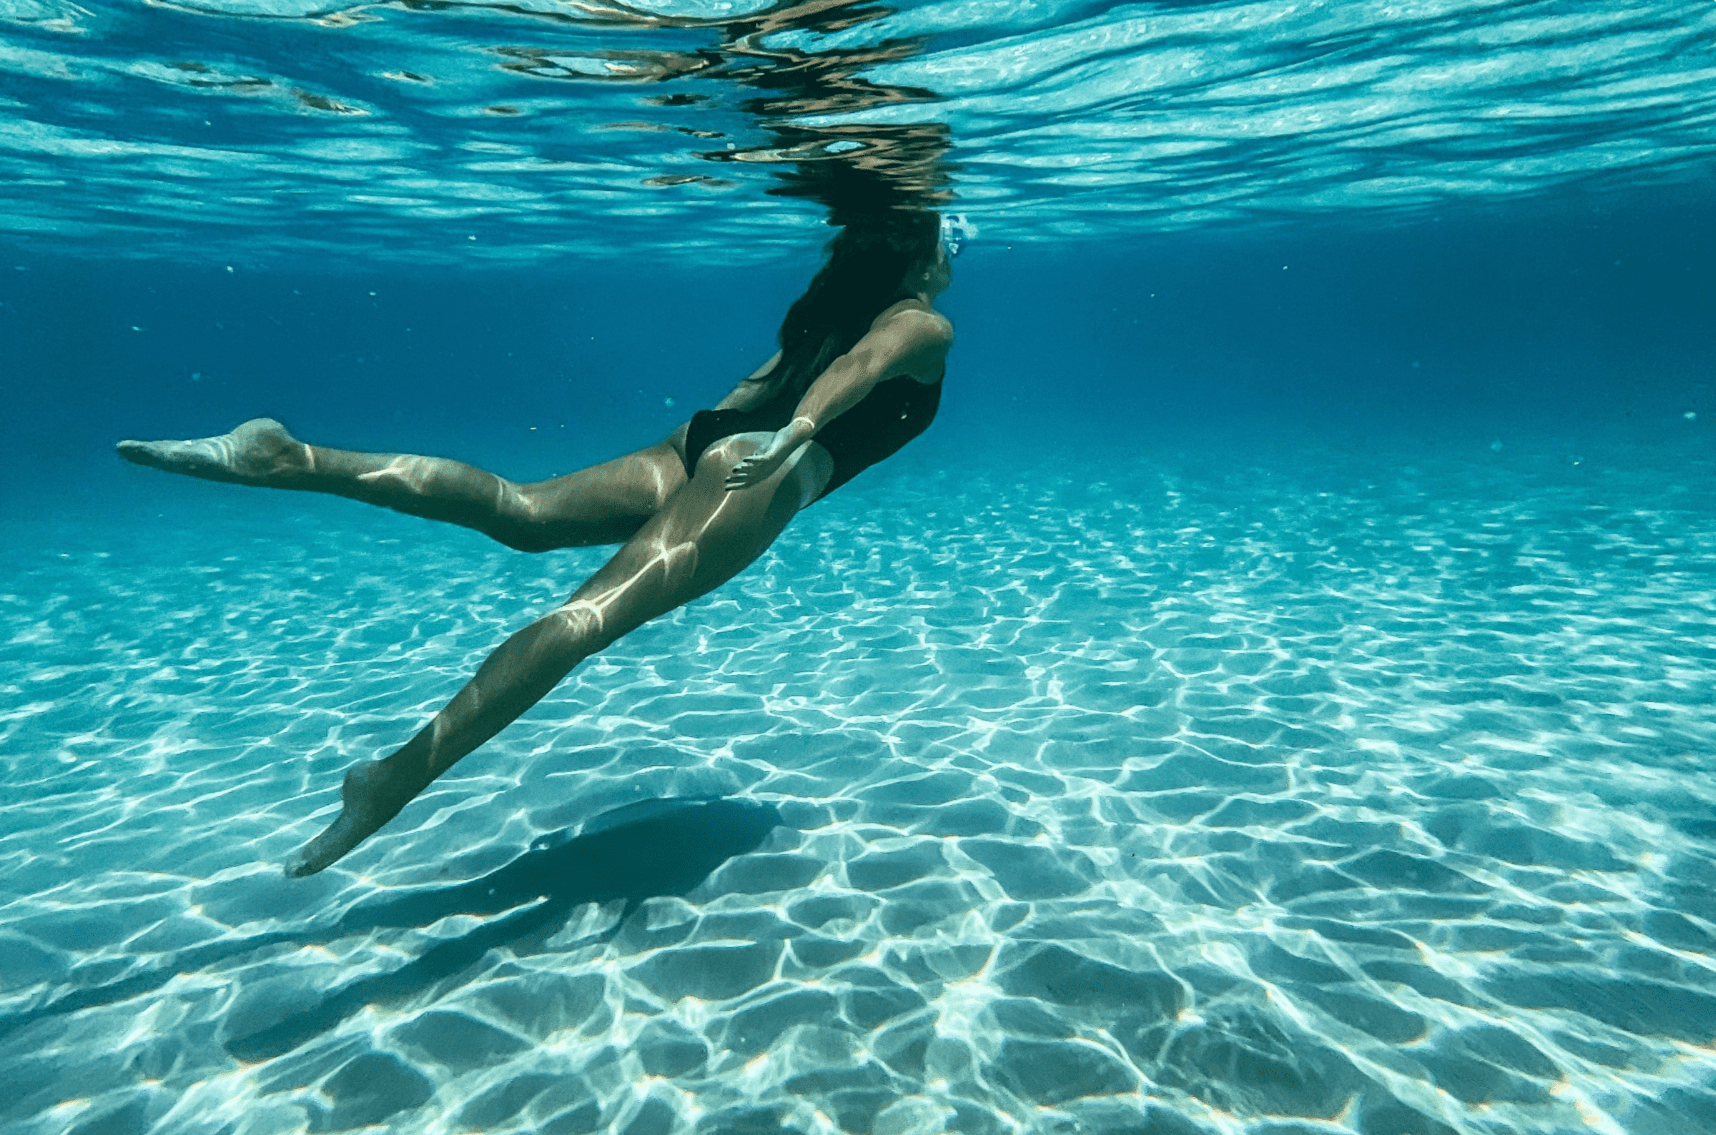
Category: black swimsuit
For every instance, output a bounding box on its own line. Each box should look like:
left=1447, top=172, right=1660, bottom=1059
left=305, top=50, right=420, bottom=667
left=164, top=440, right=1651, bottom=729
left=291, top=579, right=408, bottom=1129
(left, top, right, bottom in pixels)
left=682, top=374, right=942, bottom=498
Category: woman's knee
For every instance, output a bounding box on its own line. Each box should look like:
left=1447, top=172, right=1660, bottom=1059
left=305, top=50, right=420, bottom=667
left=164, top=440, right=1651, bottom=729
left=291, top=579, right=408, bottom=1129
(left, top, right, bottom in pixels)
left=479, top=482, right=552, bottom=552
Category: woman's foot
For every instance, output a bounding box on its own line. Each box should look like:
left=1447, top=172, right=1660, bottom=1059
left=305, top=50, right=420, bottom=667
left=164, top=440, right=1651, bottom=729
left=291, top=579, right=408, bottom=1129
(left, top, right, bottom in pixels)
left=117, top=418, right=310, bottom=485
left=285, top=759, right=415, bottom=877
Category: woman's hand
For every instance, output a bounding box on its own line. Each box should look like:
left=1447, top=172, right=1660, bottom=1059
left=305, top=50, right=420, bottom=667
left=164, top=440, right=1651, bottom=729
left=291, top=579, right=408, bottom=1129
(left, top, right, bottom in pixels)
left=725, top=418, right=814, bottom=491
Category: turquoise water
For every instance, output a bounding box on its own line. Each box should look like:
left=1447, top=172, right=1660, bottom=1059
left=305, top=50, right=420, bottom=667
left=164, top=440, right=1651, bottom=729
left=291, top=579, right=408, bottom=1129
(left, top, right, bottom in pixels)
left=4, top=1, right=1716, bottom=1133
left=6, top=432, right=1716, bottom=1133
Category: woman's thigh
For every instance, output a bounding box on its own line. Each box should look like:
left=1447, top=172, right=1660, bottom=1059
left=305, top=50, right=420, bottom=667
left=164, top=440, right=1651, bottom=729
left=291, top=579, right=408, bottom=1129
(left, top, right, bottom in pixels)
left=557, top=432, right=831, bottom=644
left=514, top=431, right=691, bottom=547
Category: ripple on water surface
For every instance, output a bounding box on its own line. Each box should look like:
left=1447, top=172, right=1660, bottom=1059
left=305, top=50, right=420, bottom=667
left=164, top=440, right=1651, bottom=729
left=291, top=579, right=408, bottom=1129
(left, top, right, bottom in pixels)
left=4, top=1, right=1716, bottom=260
left=2, top=438, right=1715, bottom=1135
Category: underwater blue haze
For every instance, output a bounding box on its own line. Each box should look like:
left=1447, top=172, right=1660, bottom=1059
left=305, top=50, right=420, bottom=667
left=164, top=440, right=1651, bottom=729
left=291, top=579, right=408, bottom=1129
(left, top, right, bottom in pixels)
left=2, top=1, right=1716, bottom=1134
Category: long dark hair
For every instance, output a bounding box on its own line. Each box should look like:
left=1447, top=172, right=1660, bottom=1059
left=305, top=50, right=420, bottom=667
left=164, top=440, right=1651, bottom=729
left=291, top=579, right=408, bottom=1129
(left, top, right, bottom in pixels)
left=760, top=211, right=941, bottom=400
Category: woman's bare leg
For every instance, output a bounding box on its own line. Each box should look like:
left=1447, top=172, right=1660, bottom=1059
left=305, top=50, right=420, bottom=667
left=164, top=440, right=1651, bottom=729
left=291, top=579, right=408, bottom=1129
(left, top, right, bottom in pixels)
left=285, top=433, right=833, bottom=877
left=117, top=418, right=688, bottom=550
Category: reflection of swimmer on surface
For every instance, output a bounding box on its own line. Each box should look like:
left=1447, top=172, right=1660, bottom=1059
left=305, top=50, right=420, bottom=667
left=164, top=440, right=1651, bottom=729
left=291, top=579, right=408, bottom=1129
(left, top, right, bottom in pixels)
left=117, top=211, right=955, bottom=877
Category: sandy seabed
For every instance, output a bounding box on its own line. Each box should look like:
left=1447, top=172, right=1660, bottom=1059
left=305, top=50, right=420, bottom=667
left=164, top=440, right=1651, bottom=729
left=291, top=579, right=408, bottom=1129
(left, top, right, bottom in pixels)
left=2, top=434, right=1714, bottom=1135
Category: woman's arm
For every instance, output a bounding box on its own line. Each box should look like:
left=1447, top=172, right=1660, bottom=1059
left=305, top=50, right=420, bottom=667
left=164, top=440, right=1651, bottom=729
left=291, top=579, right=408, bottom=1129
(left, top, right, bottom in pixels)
left=725, top=307, right=952, bottom=490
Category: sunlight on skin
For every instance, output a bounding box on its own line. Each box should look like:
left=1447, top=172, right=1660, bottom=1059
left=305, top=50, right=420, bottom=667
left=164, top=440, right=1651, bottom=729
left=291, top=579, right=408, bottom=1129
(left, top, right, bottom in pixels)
left=517, top=458, right=759, bottom=687
left=560, top=505, right=736, bottom=636
left=352, top=455, right=436, bottom=488
left=352, top=453, right=537, bottom=519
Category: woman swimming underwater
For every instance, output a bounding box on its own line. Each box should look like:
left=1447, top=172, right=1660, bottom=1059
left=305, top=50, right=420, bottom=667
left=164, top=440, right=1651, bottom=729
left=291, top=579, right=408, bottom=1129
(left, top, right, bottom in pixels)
left=117, top=210, right=955, bottom=877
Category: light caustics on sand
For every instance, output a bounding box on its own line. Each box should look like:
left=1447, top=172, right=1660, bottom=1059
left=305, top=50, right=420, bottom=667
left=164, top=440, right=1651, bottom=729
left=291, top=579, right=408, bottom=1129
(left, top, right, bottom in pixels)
left=3, top=441, right=1715, bottom=1135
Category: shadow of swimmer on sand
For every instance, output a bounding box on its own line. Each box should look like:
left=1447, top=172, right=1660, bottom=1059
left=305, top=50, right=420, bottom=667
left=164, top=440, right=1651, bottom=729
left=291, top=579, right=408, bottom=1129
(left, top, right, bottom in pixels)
left=2, top=798, right=783, bottom=1058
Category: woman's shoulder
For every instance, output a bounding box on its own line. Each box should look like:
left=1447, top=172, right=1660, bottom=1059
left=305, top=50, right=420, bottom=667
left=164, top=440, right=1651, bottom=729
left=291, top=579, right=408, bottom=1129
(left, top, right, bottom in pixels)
left=870, top=299, right=953, bottom=346
left=861, top=301, right=951, bottom=385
